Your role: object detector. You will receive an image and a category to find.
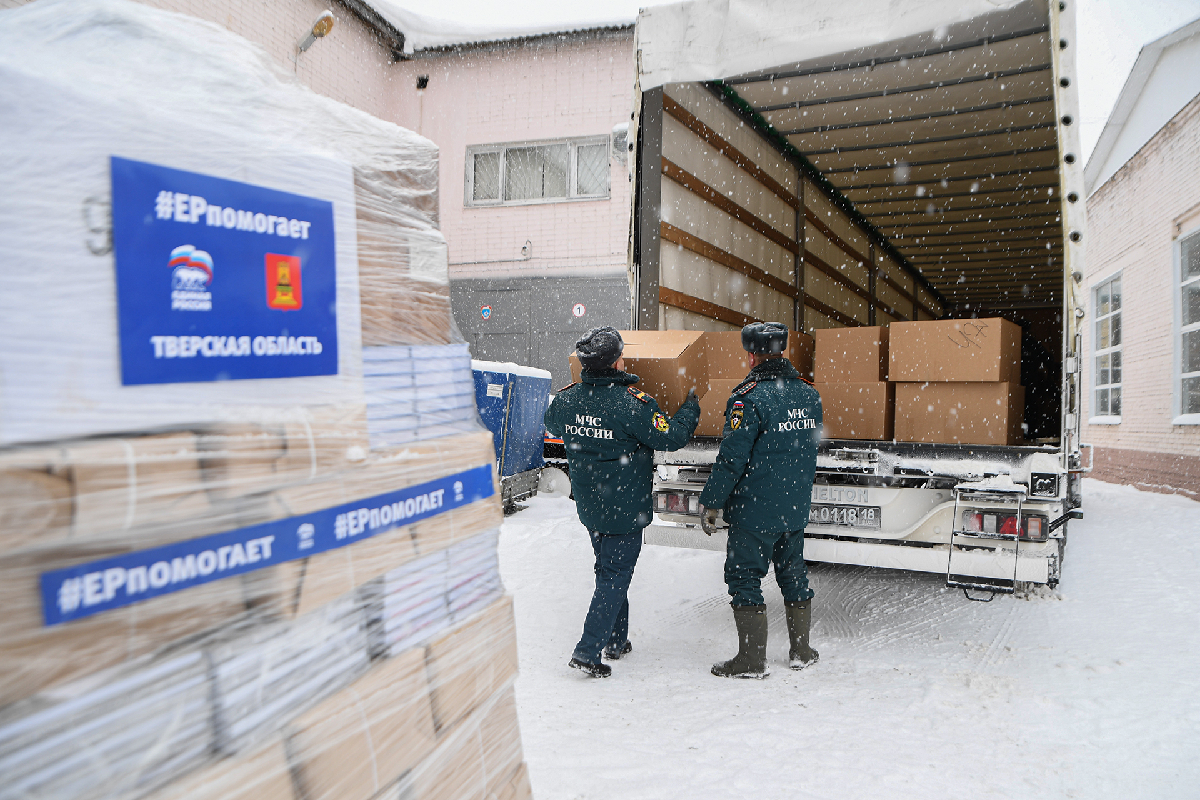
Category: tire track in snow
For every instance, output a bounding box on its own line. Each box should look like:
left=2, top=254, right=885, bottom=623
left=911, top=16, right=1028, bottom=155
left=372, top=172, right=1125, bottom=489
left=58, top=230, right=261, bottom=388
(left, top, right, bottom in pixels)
left=975, top=588, right=1028, bottom=670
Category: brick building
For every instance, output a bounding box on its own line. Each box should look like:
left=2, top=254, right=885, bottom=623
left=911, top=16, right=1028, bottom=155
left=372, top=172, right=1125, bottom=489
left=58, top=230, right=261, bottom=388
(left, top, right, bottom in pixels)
left=1082, top=17, right=1200, bottom=498
left=376, top=16, right=637, bottom=386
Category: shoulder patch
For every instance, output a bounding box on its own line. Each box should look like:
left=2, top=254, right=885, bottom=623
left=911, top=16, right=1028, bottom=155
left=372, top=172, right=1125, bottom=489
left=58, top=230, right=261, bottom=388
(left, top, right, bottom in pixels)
left=734, top=381, right=757, bottom=396
left=652, top=411, right=670, bottom=432
left=627, top=387, right=652, bottom=403
left=557, top=381, right=579, bottom=392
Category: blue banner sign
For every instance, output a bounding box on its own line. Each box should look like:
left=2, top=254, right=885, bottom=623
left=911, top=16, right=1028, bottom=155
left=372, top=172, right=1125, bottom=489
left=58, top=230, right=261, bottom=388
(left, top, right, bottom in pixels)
left=40, top=465, right=495, bottom=627
left=110, top=156, right=339, bottom=385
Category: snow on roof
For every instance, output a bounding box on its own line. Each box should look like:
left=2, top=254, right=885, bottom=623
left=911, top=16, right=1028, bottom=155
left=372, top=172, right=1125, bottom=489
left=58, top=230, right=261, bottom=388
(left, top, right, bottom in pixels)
left=364, top=1, right=633, bottom=54
left=1084, top=15, right=1200, bottom=196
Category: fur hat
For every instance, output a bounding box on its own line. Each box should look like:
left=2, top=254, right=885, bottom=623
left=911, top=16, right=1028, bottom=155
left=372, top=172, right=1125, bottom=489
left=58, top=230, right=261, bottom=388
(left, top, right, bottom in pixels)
left=741, top=321, right=789, bottom=355
left=575, top=326, right=624, bottom=369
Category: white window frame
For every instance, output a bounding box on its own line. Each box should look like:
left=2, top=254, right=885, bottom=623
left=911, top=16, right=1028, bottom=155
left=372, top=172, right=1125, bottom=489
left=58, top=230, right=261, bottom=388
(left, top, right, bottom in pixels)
left=464, top=136, right=611, bottom=208
left=1089, top=271, right=1123, bottom=425
left=1174, top=226, right=1200, bottom=425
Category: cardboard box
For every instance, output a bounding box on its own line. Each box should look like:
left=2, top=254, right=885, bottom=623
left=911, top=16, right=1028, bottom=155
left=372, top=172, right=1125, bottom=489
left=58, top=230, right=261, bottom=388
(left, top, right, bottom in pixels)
left=569, top=330, right=707, bottom=412
left=0, top=469, right=73, bottom=555
left=815, top=382, right=895, bottom=440
left=288, top=647, right=436, bottom=800
left=814, top=326, right=889, bottom=383
left=197, top=423, right=289, bottom=501
left=695, top=379, right=742, bottom=437
left=701, top=330, right=814, bottom=382
left=396, top=687, right=524, bottom=800
left=895, top=382, right=1025, bottom=445
left=425, top=596, right=519, bottom=733
left=143, top=737, right=295, bottom=800
left=889, top=318, right=1021, bottom=383
left=293, top=525, right=418, bottom=618
left=479, top=689, right=525, bottom=798
left=64, top=433, right=210, bottom=541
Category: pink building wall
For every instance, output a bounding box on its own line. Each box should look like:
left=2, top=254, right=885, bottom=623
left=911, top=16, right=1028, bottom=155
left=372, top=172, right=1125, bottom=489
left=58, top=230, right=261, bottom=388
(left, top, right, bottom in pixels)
left=0, top=0, right=407, bottom=121
left=384, top=31, right=636, bottom=279
left=0, top=0, right=638, bottom=281
left=1083, top=92, right=1200, bottom=498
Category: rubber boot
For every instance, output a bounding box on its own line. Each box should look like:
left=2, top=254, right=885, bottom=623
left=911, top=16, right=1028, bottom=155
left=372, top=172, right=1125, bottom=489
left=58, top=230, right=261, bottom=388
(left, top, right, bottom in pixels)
left=785, top=600, right=819, bottom=670
left=603, top=641, right=632, bottom=660
left=711, top=604, right=769, bottom=679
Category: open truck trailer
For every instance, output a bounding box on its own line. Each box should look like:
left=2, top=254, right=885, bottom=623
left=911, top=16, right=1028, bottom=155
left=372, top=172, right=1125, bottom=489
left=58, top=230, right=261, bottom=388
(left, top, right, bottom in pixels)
left=629, top=0, right=1089, bottom=592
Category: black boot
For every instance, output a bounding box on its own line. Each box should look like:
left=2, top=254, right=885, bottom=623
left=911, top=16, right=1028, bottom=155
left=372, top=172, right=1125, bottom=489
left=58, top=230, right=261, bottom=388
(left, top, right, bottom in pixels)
left=785, top=600, right=819, bottom=670
left=603, top=641, right=633, bottom=660
left=711, top=604, right=769, bottom=679
left=569, top=657, right=612, bottom=678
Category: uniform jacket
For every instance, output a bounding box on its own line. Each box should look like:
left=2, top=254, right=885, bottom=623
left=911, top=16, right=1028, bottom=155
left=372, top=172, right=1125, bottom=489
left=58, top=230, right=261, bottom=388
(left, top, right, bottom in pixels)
left=544, top=369, right=700, bottom=533
left=698, top=358, right=822, bottom=534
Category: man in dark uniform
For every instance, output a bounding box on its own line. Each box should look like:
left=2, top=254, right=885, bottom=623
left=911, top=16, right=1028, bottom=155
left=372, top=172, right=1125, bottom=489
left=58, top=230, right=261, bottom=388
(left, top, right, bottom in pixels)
left=545, top=327, right=700, bottom=678
left=698, top=322, right=822, bottom=679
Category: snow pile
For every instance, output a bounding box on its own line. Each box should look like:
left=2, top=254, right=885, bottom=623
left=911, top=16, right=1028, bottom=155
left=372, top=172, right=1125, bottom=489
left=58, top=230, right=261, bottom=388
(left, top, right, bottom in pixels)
left=368, top=0, right=633, bottom=53
left=500, top=479, right=1200, bottom=798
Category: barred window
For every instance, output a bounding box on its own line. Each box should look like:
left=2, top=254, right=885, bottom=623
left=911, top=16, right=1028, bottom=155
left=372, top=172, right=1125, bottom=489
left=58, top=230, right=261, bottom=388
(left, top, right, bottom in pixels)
left=1093, top=274, right=1122, bottom=418
left=466, top=137, right=610, bottom=207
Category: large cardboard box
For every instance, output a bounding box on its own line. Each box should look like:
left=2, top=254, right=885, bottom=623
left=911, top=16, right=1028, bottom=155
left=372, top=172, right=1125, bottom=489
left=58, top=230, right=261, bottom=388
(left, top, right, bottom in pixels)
left=700, top=330, right=814, bottom=382
left=424, top=595, right=518, bottom=733
left=889, top=318, right=1021, bottom=383
left=815, top=382, right=895, bottom=440
left=695, top=379, right=742, bottom=437
left=569, top=330, right=707, bottom=412
left=814, top=327, right=889, bottom=383
left=288, top=647, right=437, bottom=800
left=895, top=382, right=1025, bottom=445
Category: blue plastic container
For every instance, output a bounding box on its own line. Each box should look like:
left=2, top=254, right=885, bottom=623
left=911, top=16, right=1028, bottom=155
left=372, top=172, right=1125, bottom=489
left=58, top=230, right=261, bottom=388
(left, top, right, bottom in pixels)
left=471, top=360, right=552, bottom=477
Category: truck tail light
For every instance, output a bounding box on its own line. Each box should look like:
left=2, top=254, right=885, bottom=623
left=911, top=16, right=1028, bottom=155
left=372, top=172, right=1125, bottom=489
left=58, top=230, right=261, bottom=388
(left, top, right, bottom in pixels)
left=1024, top=516, right=1046, bottom=541
left=655, top=492, right=699, bottom=516
left=960, top=510, right=1049, bottom=542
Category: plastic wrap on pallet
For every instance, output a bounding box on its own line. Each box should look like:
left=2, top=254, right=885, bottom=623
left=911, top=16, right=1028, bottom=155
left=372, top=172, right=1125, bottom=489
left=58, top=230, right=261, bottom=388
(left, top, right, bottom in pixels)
left=364, top=344, right=479, bottom=449
left=0, top=2, right=528, bottom=799
left=209, top=596, right=370, bottom=753
left=0, top=652, right=213, bottom=800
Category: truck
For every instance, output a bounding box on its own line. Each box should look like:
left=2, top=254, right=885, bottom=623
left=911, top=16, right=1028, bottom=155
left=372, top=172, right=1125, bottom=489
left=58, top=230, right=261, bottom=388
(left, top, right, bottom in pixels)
left=627, top=0, right=1089, bottom=594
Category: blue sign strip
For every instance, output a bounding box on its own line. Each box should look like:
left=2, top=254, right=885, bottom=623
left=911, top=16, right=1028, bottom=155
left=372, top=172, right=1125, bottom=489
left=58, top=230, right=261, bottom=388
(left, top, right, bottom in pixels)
left=40, top=465, right=495, bottom=627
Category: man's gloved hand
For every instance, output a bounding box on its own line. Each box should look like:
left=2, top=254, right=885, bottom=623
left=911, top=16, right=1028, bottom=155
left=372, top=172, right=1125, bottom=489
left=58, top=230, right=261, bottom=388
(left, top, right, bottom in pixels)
left=685, top=387, right=700, bottom=406
left=699, top=505, right=720, bottom=536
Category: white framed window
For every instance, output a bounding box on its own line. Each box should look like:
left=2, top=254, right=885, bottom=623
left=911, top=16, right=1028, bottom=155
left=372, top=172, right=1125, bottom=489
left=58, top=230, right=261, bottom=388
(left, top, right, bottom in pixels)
left=1091, top=273, right=1122, bottom=423
left=465, top=136, right=610, bottom=207
left=1176, top=229, right=1200, bottom=423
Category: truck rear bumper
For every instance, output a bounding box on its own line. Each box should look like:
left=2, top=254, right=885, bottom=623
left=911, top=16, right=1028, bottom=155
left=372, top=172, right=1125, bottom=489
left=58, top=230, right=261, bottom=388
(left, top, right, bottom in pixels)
left=643, top=522, right=1057, bottom=584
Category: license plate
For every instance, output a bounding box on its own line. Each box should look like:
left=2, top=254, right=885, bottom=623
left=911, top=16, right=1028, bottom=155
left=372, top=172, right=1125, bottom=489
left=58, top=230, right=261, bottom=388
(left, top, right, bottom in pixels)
left=808, top=504, right=881, bottom=529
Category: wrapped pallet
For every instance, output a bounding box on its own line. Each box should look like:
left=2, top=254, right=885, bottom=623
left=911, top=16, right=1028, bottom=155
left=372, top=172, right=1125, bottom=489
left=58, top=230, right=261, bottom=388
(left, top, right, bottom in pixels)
left=0, top=2, right=530, bottom=799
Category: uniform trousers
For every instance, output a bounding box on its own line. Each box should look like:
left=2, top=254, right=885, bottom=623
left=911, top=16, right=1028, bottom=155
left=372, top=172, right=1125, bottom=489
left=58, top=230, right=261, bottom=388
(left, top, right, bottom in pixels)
left=725, top=527, right=814, bottom=606
left=572, top=528, right=642, bottom=664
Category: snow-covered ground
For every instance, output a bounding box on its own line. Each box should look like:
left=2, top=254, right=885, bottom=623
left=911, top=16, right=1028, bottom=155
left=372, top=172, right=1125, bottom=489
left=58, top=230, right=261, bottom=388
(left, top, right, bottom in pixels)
left=499, top=479, right=1200, bottom=799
